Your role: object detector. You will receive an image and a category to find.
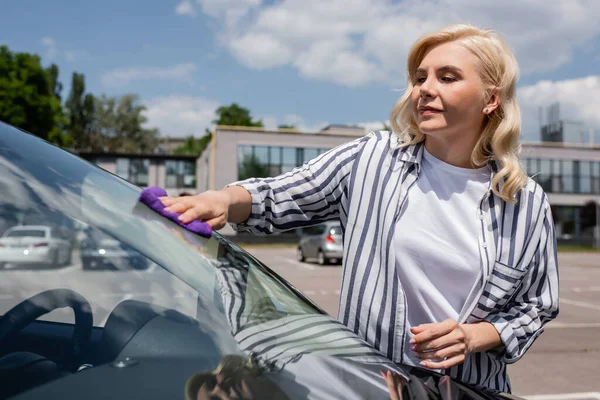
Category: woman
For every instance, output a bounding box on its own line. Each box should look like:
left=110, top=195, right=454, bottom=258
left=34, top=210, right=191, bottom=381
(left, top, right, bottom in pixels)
left=160, top=24, right=559, bottom=393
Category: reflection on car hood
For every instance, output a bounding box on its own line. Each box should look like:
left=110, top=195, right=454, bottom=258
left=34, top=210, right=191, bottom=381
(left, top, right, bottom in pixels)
left=11, top=353, right=508, bottom=400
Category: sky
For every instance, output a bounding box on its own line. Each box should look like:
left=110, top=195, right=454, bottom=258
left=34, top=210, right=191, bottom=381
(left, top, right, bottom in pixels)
left=1, top=0, right=599, bottom=141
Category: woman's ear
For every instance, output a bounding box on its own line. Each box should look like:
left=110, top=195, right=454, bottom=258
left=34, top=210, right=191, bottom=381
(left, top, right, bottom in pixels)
left=483, top=89, right=500, bottom=114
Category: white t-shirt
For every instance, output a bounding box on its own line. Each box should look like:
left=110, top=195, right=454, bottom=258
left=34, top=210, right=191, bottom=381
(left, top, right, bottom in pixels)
left=394, top=147, right=491, bottom=367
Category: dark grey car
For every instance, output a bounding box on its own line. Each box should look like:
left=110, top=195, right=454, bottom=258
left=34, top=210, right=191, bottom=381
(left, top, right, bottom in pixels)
left=297, top=221, right=343, bottom=265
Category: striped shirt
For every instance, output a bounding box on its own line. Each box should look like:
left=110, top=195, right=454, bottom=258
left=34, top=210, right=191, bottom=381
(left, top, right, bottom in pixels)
left=226, top=131, right=560, bottom=393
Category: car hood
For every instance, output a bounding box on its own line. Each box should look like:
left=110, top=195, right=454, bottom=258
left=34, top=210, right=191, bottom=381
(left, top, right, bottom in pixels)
left=11, top=354, right=513, bottom=400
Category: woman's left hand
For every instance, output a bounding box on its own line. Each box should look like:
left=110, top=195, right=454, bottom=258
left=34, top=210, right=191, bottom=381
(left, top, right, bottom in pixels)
left=410, top=319, right=473, bottom=369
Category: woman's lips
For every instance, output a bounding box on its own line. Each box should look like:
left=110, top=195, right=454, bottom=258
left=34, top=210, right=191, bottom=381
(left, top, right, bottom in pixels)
left=419, top=109, right=443, bottom=116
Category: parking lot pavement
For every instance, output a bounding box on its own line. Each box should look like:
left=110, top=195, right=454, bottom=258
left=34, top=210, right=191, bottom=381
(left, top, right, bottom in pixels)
left=244, top=246, right=343, bottom=316
left=243, top=246, right=600, bottom=398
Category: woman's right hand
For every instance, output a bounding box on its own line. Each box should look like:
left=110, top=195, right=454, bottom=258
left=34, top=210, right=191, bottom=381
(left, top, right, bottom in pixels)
left=159, top=190, right=233, bottom=230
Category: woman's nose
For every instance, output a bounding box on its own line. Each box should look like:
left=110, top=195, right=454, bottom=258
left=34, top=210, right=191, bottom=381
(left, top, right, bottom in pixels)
left=419, top=77, right=436, bottom=98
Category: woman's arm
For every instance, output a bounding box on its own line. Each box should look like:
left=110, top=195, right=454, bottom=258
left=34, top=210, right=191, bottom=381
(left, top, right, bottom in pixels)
left=484, top=200, right=560, bottom=363
left=223, top=185, right=253, bottom=224
left=161, top=133, right=373, bottom=233
left=412, top=196, right=559, bottom=368
left=225, top=134, right=373, bottom=235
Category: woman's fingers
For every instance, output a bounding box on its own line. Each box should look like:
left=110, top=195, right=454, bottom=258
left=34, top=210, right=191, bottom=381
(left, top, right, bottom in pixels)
left=205, top=215, right=227, bottom=230
left=410, top=320, right=458, bottom=346
left=164, top=202, right=189, bottom=213
left=381, top=370, right=404, bottom=400
left=415, top=343, right=466, bottom=361
left=420, top=354, right=466, bottom=370
left=158, top=196, right=176, bottom=206
left=178, top=206, right=207, bottom=224
left=157, top=191, right=230, bottom=225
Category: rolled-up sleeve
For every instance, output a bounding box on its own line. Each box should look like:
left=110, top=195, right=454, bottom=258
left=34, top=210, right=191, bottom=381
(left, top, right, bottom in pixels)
left=486, top=201, right=560, bottom=363
left=225, top=134, right=372, bottom=235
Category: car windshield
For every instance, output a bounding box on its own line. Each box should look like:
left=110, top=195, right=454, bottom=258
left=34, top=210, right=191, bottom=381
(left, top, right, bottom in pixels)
left=0, top=124, right=501, bottom=400
left=0, top=127, right=322, bottom=330
left=4, top=230, right=46, bottom=238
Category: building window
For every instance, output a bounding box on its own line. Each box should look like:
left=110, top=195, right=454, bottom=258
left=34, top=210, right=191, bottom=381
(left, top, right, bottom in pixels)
left=165, top=160, right=196, bottom=188
left=281, top=147, right=296, bottom=174
left=129, top=159, right=150, bottom=186
left=539, top=159, right=552, bottom=192
left=523, top=157, right=600, bottom=195
left=562, top=160, right=574, bottom=193
left=592, top=162, right=600, bottom=194
left=116, top=158, right=130, bottom=181
left=237, top=145, right=332, bottom=180
left=114, top=158, right=149, bottom=186
left=303, top=148, right=319, bottom=163
left=579, top=161, right=591, bottom=194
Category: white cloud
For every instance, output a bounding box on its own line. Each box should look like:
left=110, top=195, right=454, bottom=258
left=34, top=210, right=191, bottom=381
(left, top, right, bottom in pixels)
left=144, top=96, right=220, bottom=137
left=102, top=63, right=197, bottom=87
left=518, top=75, right=600, bottom=141
left=197, top=0, right=261, bottom=16
left=197, top=0, right=600, bottom=87
left=64, top=51, right=75, bottom=61
left=40, top=37, right=56, bottom=60
left=198, top=0, right=262, bottom=27
left=175, top=0, right=196, bottom=17
left=228, top=33, right=292, bottom=69
left=294, top=38, right=383, bottom=86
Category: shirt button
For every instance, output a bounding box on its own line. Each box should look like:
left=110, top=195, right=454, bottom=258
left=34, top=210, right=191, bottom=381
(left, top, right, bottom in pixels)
left=479, top=214, right=485, bottom=220
left=482, top=243, right=488, bottom=248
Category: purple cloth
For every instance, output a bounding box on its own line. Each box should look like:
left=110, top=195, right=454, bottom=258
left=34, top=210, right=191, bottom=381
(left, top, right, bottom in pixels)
left=138, top=187, right=212, bottom=238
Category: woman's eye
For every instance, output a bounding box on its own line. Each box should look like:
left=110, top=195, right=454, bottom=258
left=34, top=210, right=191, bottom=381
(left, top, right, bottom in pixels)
left=441, top=76, right=456, bottom=82
left=416, top=77, right=426, bottom=84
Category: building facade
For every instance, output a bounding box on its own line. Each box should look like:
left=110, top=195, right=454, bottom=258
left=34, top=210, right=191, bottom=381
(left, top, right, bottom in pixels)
left=204, top=127, right=600, bottom=243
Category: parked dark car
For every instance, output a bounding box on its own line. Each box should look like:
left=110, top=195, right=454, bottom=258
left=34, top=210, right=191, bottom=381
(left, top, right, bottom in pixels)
left=0, top=122, right=522, bottom=399
left=297, top=221, right=343, bottom=265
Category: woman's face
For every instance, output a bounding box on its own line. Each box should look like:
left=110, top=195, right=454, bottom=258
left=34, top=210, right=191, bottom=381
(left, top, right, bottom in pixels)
left=411, top=41, right=491, bottom=140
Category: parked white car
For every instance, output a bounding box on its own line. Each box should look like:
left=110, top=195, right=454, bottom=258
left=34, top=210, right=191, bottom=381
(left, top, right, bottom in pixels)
left=0, top=225, right=72, bottom=269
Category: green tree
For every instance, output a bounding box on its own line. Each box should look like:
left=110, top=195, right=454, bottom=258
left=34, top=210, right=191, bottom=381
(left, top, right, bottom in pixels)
left=45, top=63, right=71, bottom=147
left=0, top=46, right=63, bottom=142
left=95, top=94, right=159, bottom=152
left=213, top=103, right=263, bottom=127
left=238, top=154, right=269, bottom=181
left=278, top=124, right=296, bottom=130
left=172, top=133, right=212, bottom=156
left=173, top=103, right=263, bottom=156
left=46, top=64, right=62, bottom=101
left=65, top=72, right=97, bottom=150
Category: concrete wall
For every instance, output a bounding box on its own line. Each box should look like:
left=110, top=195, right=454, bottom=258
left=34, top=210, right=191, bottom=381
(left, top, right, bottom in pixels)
left=197, top=145, right=211, bottom=193
left=96, top=160, right=116, bottom=174
left=148, top=160, right=159, bottom=187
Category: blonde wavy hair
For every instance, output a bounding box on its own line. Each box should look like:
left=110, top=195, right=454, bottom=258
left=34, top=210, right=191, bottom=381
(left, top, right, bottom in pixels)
left=390, top=23, right=528, bottom=203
